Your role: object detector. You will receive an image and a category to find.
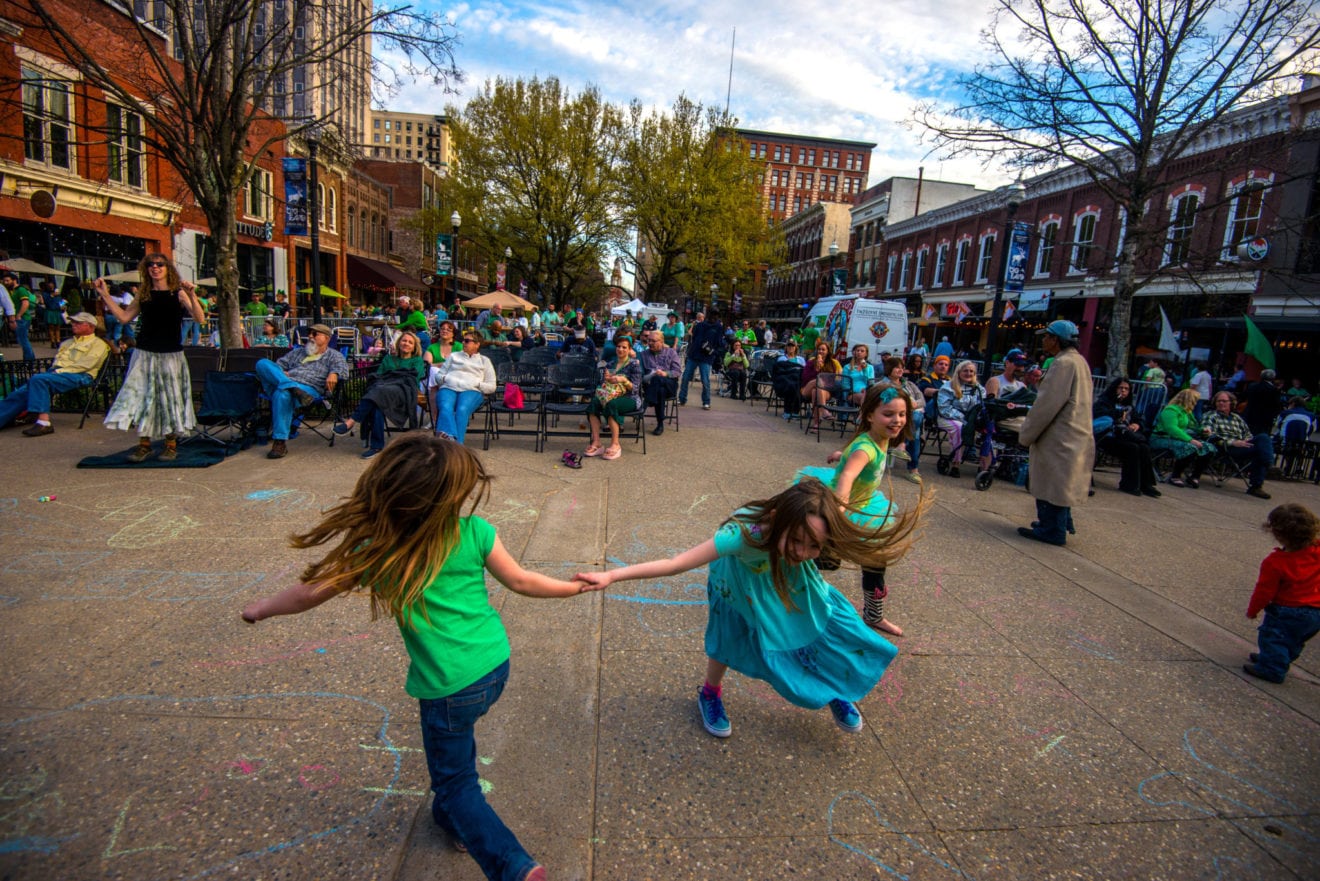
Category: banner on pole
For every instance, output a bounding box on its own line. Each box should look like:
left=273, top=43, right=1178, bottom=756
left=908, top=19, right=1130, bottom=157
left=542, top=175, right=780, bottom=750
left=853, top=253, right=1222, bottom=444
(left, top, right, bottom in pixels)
left=1005, top=221, right=1030, bottom=293
left=831, top=268, right=848, bottom=296
left=282, top=158, right=308, bottom=236
left=435, top=234, right=453, bottom=277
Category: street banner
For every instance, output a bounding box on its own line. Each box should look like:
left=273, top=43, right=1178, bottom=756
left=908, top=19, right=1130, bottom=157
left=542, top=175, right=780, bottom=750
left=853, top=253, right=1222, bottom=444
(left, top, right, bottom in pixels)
left=496, top=262, right=507, bottom=290
left=832, top=268, right=847, bottom=296
left=519, top=279, right=528, bottom=298
left=1005, top=221, right=1030, bottom=293
left=435, top=234, right=453, bottom=277
left=282, top=158, right=307, bottom=236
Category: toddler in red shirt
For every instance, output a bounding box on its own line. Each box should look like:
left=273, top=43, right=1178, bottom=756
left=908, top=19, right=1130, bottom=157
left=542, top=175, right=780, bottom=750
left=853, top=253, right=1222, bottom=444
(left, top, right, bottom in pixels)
left=1244, top=503, right=1320, bottom=684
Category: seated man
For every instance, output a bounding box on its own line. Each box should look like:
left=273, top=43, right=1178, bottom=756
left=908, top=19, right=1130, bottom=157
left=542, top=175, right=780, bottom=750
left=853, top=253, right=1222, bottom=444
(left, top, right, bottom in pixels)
left=1201, top=390, right=1275, bottom=499
left=0, top=312, right=109, bottom=436
left=639, top=329, right=681, bottom=435
left=560, top=326, right=597, bottom=361
left=254, top=323, right=348, bottom=459
left=985, top=350, right=1030, bottom=434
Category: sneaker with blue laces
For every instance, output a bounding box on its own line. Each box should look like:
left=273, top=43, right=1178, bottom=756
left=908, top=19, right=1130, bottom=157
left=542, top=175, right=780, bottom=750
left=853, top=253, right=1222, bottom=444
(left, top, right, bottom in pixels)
left=698, top=689, right=731, bottom=738
left=829, top=699, right=863, bottom=733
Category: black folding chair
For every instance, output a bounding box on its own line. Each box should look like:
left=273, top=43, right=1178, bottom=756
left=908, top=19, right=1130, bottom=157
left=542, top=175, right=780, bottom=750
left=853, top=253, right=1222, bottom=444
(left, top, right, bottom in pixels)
left=191, top=370, right=262, bottom=452
left=541, top=361, right=601, bottom=450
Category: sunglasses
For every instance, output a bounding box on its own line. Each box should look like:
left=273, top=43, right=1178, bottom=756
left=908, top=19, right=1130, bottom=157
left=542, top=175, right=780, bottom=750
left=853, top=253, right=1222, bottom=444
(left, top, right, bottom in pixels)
left=462, top=338, right=480, bottom=344
left=145, top=261, right=166, bottom=268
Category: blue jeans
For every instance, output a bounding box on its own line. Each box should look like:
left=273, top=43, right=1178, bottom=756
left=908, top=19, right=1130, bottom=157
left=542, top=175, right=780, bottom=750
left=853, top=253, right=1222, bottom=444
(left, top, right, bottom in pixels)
left=906, top=410, right=923, bottom=469
left=1224, top=434, right=1273, bottom=487
left=1254, top=604, right=1320, bottom=681
left=418, top=660, right=535, bottom=881
left=1030, top=498, right=1072, bottom=545
left=679, top=359, right=712, bottom=406
left=16, top=319, right=34, bottom=360
left=254, top=359, right=320, bottom=441
left=181, top=319, right=201, bottom=346
left=350, top=398, right=386, bottom=450
left=0, top=371, right=92, bottom=427
left=435, top=387, right=484, bottom=443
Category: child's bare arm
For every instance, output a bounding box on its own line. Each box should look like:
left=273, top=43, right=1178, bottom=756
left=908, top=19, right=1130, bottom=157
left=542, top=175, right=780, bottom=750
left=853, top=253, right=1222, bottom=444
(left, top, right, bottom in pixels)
left=241, top=581, right=348, bottom=623
left=485, top=537, right=598, bottom=597
left=833, top=448, right=871, bottom=508
left=576, top=539, right=719, bottom=589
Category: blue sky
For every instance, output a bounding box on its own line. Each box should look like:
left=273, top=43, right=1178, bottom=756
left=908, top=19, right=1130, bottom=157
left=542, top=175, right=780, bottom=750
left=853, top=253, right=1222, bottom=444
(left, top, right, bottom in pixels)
left=386, top=0, right=1016, bottom=189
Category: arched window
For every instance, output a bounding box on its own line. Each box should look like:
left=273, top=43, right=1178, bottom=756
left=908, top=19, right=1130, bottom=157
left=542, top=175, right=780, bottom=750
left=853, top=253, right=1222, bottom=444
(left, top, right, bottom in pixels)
left=1070, top=210, right=1100, bottom=273
left=317, top=182, right=326, bottom=229
left=1035, top=220, right=1059, bottom=277
left=1164, top=190, right=1202, bottom=266
left=326, top=187, right=337, bottom=232
left=975, top=231, right=996, bottom=283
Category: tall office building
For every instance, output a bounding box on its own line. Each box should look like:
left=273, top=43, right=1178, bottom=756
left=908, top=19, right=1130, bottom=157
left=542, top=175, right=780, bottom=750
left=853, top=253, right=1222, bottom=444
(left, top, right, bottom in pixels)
left=367, top=110, right=451, bottom=171
left=734, top=129, right=876, bottom=221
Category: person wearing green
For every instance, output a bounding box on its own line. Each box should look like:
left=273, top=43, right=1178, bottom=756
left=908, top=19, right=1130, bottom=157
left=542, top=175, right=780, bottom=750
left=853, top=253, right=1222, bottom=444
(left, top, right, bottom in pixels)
left=1151, top=389, right=1214, bottom=488
left=661, top=313, right=685, bottom=349
left=244, top=291, right=269, bottom=317
left=333, top=331, right=428, bottom=458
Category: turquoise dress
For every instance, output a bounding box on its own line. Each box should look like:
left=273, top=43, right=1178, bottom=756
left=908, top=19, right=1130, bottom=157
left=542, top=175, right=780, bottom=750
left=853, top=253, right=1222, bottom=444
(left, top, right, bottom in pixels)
left=796, top=433, right=893, bottom=528
left=704, top=515, right=897, bottom=709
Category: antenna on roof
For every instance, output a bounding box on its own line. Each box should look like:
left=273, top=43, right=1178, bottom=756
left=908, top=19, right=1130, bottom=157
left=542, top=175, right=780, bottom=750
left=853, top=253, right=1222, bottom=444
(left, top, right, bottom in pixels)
left=725, top=28, right=736, bottom=117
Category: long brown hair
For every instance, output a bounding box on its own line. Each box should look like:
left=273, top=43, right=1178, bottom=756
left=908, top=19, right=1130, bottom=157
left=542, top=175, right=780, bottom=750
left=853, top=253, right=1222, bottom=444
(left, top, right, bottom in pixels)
left=137, top=252, right=181, bottom=292
left=724, top=478, right=929, bottom=611
left=289, top=435, right=492, bottom=624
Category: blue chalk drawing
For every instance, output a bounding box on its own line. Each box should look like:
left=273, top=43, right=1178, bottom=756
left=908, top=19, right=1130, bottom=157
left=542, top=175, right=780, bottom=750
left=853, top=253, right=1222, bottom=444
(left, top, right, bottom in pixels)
left=827, top=791, right=975, bottom=879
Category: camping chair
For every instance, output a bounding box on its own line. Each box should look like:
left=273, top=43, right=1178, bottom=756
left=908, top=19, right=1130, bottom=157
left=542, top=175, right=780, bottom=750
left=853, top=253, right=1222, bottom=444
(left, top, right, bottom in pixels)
left=191, top=370, right=262, bottom=452
left=806, top=373, right=859, bottom=442
left=183, top=346, right=222, bottom=404
left=520, top=346, right=558, bottom=368
left=331, top=325, right=359, bottom=357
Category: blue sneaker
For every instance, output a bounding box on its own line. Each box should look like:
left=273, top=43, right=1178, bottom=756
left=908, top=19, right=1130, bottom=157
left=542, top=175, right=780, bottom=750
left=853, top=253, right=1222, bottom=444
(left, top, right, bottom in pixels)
left=698, top=689, right=731, bottom=738
left=829, top=699, right=863, bottom=733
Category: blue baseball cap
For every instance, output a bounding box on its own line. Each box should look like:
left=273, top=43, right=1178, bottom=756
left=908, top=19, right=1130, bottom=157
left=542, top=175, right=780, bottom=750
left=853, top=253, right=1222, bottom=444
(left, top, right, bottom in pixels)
left=1037, top=319, right=1079, bottom=342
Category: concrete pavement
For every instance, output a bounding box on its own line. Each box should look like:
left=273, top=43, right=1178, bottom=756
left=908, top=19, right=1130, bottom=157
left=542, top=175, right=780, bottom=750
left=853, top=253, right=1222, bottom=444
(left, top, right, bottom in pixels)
left=0, top=379, right=1317, bottom=880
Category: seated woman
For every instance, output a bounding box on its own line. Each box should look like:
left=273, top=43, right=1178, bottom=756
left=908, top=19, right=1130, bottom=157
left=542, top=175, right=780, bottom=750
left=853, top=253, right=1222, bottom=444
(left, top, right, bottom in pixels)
left=1200, top=390, right=1274, bottom=499
left=800, top=341, right=843, bottom=429
left=771, top=341, right=807, bottom=418
left=723, top=339, right=750, bottom=400
left=841, top=344, right=875, bottom=406
left=333, top=331, right=427, bottom=458
left=431, top=331, right=496, bottom=444
left=936, top=360, right=986, bottom=477
left=585, top=335, right=643, bottom=461
left=423, top=320, right=458, bottom=368
left=1093, top=376, right=1160, bottom=497
left=1151, top=388, right=1214, bottom=488
left=881, top=355, right=923, bottom=484
left=254, top=319, right=289, bottom=348
left=904, top=353, right=925, bottom=384
left=508, top=325, right=535, bottom=362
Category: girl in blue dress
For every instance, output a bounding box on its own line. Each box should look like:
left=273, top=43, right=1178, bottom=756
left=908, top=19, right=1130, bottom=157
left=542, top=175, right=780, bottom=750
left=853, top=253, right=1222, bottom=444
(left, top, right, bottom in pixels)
left=798, top=383, right=919, bottom=636
left=577, top=479, right=923, bottom=739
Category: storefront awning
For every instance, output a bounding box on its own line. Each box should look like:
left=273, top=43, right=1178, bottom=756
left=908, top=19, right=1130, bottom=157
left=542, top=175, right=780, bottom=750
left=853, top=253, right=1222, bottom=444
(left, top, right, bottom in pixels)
left=347, top=254, right=426, bottom=293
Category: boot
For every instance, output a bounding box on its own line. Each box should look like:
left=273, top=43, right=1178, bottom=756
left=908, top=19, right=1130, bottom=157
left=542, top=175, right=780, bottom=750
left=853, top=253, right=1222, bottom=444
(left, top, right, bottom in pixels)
left=127, top=439, right=154, bottom=463
left=267, top=439, right=288, bottom=459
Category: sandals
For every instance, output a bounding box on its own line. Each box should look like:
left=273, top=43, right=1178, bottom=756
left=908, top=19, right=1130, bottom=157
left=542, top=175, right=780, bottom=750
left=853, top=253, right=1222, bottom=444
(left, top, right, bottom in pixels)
left=584, top=444, right=603, bottom=457
left=1187, top=478, right=1200, bottom=489
left=561, top=450, right=582, bottom=469
left=1167, top=477, right=1186, bottom=488
left=602, top=445, right=622, bottom=460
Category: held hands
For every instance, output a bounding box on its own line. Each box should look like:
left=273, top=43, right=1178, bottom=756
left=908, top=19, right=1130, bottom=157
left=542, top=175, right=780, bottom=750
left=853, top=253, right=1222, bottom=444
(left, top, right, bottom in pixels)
left=575, top=571, right=613, bottom=591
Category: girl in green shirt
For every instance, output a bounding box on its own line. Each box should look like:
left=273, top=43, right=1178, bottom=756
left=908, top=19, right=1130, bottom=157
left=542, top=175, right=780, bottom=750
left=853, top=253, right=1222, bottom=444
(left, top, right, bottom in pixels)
left=241, top=435, right=598, bottom=881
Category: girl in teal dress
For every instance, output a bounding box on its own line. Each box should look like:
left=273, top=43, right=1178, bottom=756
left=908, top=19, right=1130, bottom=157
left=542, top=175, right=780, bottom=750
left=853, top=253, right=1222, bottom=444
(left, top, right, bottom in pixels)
left=577, top=479, right=923, bottom=739
left=797, top=383, right=918, bottom=637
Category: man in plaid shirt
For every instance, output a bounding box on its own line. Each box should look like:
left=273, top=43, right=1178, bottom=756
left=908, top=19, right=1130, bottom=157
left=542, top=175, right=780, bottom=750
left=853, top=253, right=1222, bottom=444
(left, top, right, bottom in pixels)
left=1201, top=390, right=1274, bottom=499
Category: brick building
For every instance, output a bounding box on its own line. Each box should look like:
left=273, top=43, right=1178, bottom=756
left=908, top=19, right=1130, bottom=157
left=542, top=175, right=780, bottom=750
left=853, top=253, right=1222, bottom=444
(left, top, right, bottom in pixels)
left=762, top=201, right=853, bottom=326
left=367, top=110, right=450, bottom=170
left=735, top=129, right=875, bottom=221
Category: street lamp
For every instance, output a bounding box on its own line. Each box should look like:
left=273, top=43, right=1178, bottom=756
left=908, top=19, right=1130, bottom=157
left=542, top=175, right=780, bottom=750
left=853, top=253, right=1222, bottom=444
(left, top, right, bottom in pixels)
left=709, top=283, right=719, bottom=313
left=504, top=246, right=513, bottom=293
left=306, top=129, right=322, bottom=324
left=825, top=239, right=840, bottom=297
left=985, top=180, right=1028, bottom=365
left=449, top=210, right=461, bottom=305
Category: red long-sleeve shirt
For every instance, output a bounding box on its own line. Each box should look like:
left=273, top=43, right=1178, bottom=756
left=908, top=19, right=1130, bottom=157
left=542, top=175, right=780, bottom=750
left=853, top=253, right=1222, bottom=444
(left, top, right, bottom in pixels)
left=1247, top=543, right=1320, bottom=619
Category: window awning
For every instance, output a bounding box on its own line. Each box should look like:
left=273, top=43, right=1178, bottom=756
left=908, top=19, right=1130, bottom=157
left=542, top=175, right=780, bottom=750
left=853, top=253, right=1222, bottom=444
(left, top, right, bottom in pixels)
left=347, top=254, right=426, bottom=293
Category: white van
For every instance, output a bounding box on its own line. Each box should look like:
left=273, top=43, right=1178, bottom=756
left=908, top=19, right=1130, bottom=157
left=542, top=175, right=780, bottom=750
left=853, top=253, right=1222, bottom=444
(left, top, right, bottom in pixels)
left=799, top=296, right=909, bottom=365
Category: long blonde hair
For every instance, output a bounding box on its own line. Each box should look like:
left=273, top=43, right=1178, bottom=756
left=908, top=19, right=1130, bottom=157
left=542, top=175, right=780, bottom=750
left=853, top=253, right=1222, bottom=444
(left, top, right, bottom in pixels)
left=726, top=478, right=929, bottom=611
left=289, top=435, right=491, bottom=624
left=948, top=360, right=980, bottom=399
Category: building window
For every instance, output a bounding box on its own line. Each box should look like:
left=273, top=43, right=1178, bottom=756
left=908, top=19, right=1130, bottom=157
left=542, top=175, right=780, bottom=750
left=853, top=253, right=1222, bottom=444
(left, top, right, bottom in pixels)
left=246, top=168, right=272, bottom=220
left=758, top=144, right=766, bottom=158
left=976, top=233, right=996, bottom=283
left=914, top=248, right=929, bottom=289
left=774, top=145, right=782, bottom=161
left=1163, top=192, right=1200, bottom=266
left=953, top=239, right=971, bottom=286
left=884, top=254, right=898, bottom=292
left=1035, top=221, right=1058, bottom=276
left=1070, top=212, right=1098, bottom=273
left=106, top=104, right=144, bottom=188
left=373, top=119, right=380, bottom=128
left=1223, top=180, right=1267, bottom=259
left=22, top=67, right=74, bottom=171
left=347, top=207, right=355, bottom=247
left=326, top=187, right=336, bottom=232
left=932, top=243, right=948, bottom=287
left=384, top=120, right=391, bottom=130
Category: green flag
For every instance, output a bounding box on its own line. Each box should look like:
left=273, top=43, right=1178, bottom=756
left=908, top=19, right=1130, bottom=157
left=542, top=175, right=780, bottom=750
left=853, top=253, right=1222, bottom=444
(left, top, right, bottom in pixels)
left=1242, top=315, right=1275, bottom=370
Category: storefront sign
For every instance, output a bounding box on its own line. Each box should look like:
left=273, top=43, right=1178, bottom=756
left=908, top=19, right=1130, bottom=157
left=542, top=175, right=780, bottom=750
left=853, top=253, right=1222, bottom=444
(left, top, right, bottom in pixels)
left=237, top=221, right=274, bottom=241
left=1019, top=288, right=1051, bottom=311
left=283, top=158, right=308, bottom=236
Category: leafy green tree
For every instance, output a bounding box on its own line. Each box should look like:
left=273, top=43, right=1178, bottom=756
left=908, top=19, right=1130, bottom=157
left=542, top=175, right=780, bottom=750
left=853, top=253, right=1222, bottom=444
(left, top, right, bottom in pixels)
left=619, top=97, right=781, bottom=311
left=445, top=77, right=626, bottom=310
left=9, top=0, right=458, bottom=347
left=914, top=0, right=1319, bottom=376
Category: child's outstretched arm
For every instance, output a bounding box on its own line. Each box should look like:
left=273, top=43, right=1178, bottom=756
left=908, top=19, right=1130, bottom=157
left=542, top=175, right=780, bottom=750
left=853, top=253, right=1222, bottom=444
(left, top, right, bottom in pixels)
left=241, top=581, right=349, bottom=623
left=486, top=536, right=599, bottom=597
left=576, top=539, right=718, bottom=590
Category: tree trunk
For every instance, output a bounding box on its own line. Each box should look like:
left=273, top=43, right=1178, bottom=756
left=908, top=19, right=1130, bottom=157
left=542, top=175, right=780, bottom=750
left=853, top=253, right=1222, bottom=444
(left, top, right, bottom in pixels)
left=1105, top=235, right=1139, bottom=379
left=208, top=201, right=244, bottom=350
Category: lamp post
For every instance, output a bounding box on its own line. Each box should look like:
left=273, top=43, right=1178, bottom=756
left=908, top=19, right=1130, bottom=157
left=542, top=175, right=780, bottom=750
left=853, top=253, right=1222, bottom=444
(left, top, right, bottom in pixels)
left=709, top=283, right=719, bottom=313
left=306, top=131, right=322, bottom=324
left=824, top=239, right=839, bottom=297
left=985, top=180, right=1027, bottom=365
left=448, top=210, right=461, bottom=306
left=504, top=246, right=513, bottom=294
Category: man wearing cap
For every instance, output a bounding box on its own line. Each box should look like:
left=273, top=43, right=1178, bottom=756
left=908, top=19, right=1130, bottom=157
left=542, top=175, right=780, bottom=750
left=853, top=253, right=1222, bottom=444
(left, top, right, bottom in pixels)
left=254, top=324, right=347, bottom=458
left=986, top=349, right=1032, bottom=433
left=1017, top=320, right=1094, bottom=546
left=560, top=325, right=597, bottom=361
left=0, top=312, right=110, bottom=435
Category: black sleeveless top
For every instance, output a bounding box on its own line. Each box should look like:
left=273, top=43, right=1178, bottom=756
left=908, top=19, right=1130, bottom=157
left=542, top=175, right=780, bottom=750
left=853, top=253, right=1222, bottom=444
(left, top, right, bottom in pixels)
left=135, top=288, right=187, bottom=353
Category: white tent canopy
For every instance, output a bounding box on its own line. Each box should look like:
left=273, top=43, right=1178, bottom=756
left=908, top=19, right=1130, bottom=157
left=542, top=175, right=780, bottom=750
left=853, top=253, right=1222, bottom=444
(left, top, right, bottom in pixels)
left=610, top=298, right=649, bottom=317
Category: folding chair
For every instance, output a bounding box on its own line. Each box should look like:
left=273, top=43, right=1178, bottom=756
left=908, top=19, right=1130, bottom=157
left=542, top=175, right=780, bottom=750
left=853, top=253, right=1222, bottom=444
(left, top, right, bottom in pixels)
left=222, top=347, right=270, bottom=375
left=520, top=346, right=558, bottom=368
left=191, top=370, right=262, bottom=452
left=483, top=362, right=548, bottom=451
left=331, top=325, right=359, bottom=358
left=183, top=346, right=222, bottom=403
left=807, top=373, right=859, bottom=442
left=541, top=361, right=601, bottom=451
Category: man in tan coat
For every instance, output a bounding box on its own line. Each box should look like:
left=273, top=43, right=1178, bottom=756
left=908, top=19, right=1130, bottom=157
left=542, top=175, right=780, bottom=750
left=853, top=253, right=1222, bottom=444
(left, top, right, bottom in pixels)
left=1017, top=320, right=1094, bottom=546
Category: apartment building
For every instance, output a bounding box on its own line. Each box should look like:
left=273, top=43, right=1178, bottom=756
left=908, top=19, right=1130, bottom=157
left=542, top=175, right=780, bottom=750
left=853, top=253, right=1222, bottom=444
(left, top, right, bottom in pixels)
left=735, top=129, right=875, bottom=221
left=368, top=110, right=450, bottom=171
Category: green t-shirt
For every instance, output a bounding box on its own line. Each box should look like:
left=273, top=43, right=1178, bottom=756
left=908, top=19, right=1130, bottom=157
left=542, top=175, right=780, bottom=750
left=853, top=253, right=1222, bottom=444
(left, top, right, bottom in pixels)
left=14, top=286, right=38, bottom=319
left=394, top=516, right=508, bottom=699
left=245, top=300, right=269, bottom=316
left=378, top=352, right=427, bottom=384
left=397, top=310, right=428, bottom=332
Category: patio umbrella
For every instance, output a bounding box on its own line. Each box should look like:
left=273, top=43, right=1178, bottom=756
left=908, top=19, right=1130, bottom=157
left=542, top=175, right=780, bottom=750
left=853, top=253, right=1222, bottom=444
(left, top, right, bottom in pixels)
left=463, top=288, right=537, bottom=311
left=0, top=257, right=73, bottom=277
left=101, top=269, right=143, bottom=283
left=298, top=285, right=346, bottom=298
